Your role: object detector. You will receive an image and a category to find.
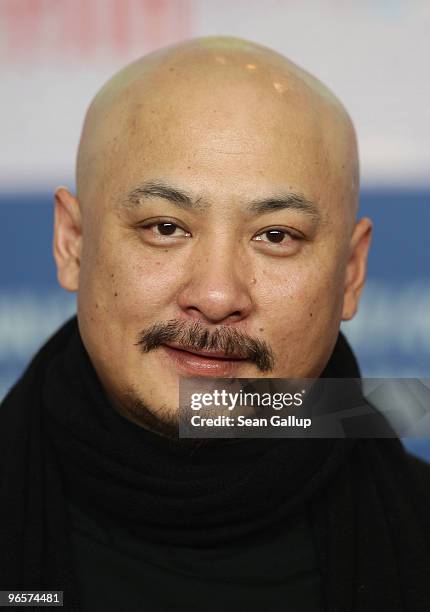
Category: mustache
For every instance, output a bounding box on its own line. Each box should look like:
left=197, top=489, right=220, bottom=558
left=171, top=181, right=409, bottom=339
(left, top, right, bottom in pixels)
left=134, top=319, right=275, bottom=373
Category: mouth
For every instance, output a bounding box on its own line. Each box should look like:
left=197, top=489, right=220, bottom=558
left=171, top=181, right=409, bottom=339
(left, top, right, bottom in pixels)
left=161, top=343, right=249, bottom=377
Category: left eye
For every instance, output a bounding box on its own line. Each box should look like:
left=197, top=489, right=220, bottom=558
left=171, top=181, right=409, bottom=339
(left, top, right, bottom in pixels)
left=253, top=229, right=294, bottom=244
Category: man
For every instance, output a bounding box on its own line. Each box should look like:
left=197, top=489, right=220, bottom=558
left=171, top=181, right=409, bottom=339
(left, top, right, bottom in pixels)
left=1, top=36, right=429, bottom=611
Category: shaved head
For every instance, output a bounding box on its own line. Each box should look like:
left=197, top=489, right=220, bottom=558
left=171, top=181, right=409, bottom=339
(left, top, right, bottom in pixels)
left=76, top=36, right=359, bottom=222
left=54, top=36, right=370, bottom=436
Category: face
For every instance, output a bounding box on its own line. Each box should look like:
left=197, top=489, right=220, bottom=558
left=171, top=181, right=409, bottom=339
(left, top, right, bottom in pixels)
left=54, top=61, right=371, bottom=432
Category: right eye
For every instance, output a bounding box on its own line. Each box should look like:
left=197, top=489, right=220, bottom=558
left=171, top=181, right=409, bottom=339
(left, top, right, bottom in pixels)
left=151, top=222, right=186, bottom=236
left=138, top=220, right=192, bottom=242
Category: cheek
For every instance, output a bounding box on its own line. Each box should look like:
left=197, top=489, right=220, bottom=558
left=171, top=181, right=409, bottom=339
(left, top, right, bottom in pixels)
left=255, top=257, right=344, bottom=351
left=79, top=227, right=184, bottom=325
left=259, top=259, right=339, bottom=313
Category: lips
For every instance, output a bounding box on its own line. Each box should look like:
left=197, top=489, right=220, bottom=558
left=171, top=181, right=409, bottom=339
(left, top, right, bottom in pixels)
left=164, top=342, right=246, bottom=360
left=161, top=343, right=248, bottom=377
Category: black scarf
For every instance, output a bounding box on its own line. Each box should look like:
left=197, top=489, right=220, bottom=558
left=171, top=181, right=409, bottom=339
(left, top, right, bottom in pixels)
left=1, top=315, right=430, bottom=611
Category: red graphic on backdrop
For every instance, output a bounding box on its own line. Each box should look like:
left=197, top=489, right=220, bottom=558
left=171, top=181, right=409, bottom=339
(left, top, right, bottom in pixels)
left=0, top=0, right=193, bottom=64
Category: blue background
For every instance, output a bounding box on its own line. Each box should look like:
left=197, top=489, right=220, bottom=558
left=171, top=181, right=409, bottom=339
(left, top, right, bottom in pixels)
left=1, top=189, right=429, bottom=459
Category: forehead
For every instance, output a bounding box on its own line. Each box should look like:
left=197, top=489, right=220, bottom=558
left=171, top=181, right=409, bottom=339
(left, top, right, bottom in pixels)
left=82, top=66, right=355, bottom=219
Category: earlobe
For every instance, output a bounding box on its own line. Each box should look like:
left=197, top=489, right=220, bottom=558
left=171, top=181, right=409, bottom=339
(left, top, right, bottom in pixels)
left=341, top=217, right=372, bottom=321
left=53, top=187, right=83, bottom=292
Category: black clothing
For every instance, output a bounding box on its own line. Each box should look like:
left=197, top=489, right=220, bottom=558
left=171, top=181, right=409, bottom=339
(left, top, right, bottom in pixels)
left=1, top=315, right=430, bottom=611
left=68, top=498, right=323, bottom=612
left=66, top=387, right=325, bottom=612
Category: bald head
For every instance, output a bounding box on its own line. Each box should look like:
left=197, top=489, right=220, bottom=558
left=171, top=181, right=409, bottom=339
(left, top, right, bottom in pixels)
left=76, top=36, right=359, bottom=224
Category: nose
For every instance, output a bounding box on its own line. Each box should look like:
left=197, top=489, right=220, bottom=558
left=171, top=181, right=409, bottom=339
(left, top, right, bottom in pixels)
left=176, top=240, right=254, bottom=325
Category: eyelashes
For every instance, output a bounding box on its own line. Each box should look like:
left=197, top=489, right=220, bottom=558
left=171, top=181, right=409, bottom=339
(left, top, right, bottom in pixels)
left=253, top=228, right=298, bottom=245
left=137, top=219, right=303, bottom=252
left=144, top=222, right=191, bottom=237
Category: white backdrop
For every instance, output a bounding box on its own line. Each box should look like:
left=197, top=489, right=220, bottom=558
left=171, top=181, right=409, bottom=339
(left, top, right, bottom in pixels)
left=0, top=0, right=429, bottom=191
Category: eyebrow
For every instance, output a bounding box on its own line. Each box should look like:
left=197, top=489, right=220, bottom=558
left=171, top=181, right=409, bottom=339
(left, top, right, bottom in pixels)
left=122, top=180, right=320, bottom=219
left=247, top=193, right=319, bottom=218
left=123, top=181, right=205, bottom=211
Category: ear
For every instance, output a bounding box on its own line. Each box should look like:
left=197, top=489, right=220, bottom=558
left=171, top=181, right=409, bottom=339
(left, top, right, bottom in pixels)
left=53, top=187, right=82, bottom=292
left=341, top=217, right=372, bottom=321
